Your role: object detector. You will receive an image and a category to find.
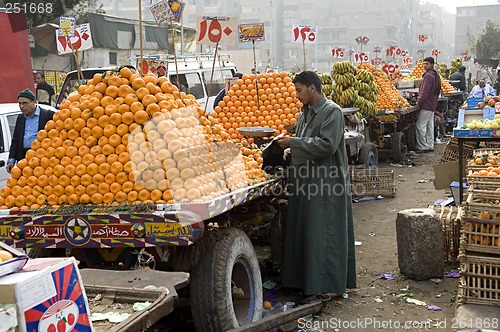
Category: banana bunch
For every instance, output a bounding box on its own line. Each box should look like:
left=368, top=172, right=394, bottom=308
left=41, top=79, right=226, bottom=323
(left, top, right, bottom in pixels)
left=333, top=61, right=355, bottom=75
left=332, top=73, right=356, bottom=86
left=319, top=72, right=334, bottom=99
left=353, top=96, right=377, bottom=115
left=450, top=58, right=463, bottom=75
left=336, top=87, right=359, bottom=107
left=354, top=69, right=378, bottom=115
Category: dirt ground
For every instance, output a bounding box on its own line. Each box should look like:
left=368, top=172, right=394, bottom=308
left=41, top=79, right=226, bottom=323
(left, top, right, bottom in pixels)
left=304, top=139, right=460, bottom=332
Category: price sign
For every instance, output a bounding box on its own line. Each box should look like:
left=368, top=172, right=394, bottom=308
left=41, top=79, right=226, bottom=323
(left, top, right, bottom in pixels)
left=400, top=63, right=409, bottom=69
left=292, top=24, right=317, bottom=44
left=431, top=49, right=441, bottom=56
left=371, top=58, right=383, bottom=66
left=56, top=23, right=92, bottom=55
left=463, top=55, right=471, bottom=62
left=386, top=46, right=397, bottom=57
left=331, top=47, right=345, bottom=58
left=354, top=52, right=369, bottom=63
left=373, top=45, right=382, bottom=53
left=418, top=34, right=428, bottom=42
left=402, top=57, right=413, bottom=65
left=196, top=16, right=236, bottom=46
left=382, top=62, right=399, bottom=75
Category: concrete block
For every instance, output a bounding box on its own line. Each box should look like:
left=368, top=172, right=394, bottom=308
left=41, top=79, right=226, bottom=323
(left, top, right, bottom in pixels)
left=396, top=208, right=444, bottom=280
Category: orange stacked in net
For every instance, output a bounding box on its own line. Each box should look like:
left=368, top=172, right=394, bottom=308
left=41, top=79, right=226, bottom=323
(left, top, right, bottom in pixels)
left=210, top=72, right=302, bottom=143
left=0, top=67, right=266, bottom=209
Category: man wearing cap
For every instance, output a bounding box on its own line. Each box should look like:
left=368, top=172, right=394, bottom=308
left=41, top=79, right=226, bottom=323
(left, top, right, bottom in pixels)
left=6, top=88, right=55, bottom=173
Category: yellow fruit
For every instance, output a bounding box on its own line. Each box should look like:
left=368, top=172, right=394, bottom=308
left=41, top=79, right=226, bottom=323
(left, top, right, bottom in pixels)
left=263, top=300, right=272, bottom=310
left=0, top=249, right=14, bottom=262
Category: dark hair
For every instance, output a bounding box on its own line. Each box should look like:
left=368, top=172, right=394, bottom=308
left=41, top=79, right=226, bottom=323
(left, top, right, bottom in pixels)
left=36, top=72, right=45, bottom=79
left=233, top=72, right=243, bottom=79
left=459, top=66, right=466, bottom=73
left=292, top=71, right=322, bottom=94
left=423, top=56, right=435, bottom=64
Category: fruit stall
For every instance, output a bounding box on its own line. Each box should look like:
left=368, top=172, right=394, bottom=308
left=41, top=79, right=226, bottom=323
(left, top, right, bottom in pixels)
left=0, top=68, right=301, bottom=331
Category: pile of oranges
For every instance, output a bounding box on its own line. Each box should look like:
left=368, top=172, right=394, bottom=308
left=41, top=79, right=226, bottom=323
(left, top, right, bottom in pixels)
left=0, top=68, right=266, bottom=209
left=409, top=61, right=425, bottom=79
left=441, top=77, right=457, bottom=94
left=356, top=63, right=410, bottom=111
left=210, top=72, right=302, bottom=142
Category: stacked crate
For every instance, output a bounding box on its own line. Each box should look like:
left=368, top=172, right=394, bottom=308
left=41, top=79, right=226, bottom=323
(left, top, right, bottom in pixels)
left=458, top=148, right=500, bottom=306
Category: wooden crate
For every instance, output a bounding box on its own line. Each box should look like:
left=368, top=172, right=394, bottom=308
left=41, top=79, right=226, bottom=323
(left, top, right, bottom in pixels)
left=458, top=254, right=500, bottom=306
left=462, top=190, right=500, bottom=254
left=430, top=205, right=461, bottom=263
left=440, top=137, right=476, bottom=163
left=349, top=166, right=396, bottom=198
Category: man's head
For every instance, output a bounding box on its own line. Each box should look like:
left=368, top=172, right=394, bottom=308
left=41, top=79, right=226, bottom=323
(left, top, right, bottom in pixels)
left=479, top=79, right=486, bottom=88
left=251, top=68, right=257, bottom=74
left=422, top=57, right=435, bottom=72
left=459, top=66, right=466, bottom=73
left=292, top=71, right=322, bottom=106
left=17, top=88, right=37, bottom=116
left=35, top=72, right=46, bottom=84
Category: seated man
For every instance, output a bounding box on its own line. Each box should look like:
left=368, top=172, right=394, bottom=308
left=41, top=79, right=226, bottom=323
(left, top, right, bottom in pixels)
left=469, top=79, right=495, bottom=98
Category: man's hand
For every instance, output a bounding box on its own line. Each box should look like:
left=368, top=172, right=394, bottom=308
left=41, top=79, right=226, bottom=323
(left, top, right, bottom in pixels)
left=276, top=136, right=290, bottom=149
left=6, top=162, right=14, bottom=174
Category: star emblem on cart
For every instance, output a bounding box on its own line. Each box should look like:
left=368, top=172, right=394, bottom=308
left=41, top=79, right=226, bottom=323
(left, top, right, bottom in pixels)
left=64, top=217, right=91, bottom=246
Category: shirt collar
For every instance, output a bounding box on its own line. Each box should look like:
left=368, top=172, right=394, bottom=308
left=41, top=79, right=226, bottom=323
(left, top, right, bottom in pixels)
left=304, top=96, right=327, bottom=113
left=24, top=105, right=40, bottom=119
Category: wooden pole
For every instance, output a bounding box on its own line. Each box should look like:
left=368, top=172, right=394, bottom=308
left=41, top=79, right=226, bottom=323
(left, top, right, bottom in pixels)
left=172, top=20, right=181, bottom=91
left=302, top=40, right=306, bottom=71
left=139, top=0, right=143, bottom=74
left=203, top=41, right=219, bottom=115
left=253, top=40, right=261, bottom=108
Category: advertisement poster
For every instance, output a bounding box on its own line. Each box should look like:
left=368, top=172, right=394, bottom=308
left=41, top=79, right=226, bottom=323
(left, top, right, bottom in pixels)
left=238, top=23, right=265, bottom=42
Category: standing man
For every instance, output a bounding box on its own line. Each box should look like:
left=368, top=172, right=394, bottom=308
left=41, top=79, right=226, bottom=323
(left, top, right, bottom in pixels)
left=449, top=66, right=467, bottom=93
left=35, top=72, right=55, bottom=106
left=416, top=57, right=441, bottom=153
left=276, top=71, right=356, bottom=302
left=6, top=89, right=55, bottom=173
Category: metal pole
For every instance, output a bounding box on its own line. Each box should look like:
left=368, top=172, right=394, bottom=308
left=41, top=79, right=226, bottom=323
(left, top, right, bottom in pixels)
left=180, top=15, right=184, bottom=55
left=302, top=40, right=306, bottom=71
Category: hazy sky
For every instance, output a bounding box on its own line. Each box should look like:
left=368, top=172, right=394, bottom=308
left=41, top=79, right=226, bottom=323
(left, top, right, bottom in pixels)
left=424, top=0, right=500, bottom=13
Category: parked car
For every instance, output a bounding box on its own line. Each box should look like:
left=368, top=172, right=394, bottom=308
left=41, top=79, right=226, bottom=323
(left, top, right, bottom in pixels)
left=0, top=103, right=57, bottom=188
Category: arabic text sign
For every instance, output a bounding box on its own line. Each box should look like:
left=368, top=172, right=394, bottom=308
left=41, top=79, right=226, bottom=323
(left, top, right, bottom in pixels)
left=292, top=24, right=317, bottom=44
left=150, top=0, right=170, bottom=26
left=353, top=52, right=369, bottom=63
left=331, top=48, right=344, bottom=58
left=382, top=62, right=399, bottom=75
left=58, top=16, right=75, bottom=37
left=56, top=23, right=92, bottom=55
left=402, top=57, right=413, bottom=65
left=196, top=16, right=236, bottom=46
left=238, top=23, right=265, bottom=42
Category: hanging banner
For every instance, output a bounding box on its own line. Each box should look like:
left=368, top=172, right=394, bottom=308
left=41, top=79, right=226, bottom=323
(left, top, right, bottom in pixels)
left=150, top=0, right=185, bottom=26
left=56, top=23, right=92, bottom=55
left=238, top=23, right=265, bottom=42
left=291, top=24, right=317, bottom=44
left=196, top=16, right=236, bottom=46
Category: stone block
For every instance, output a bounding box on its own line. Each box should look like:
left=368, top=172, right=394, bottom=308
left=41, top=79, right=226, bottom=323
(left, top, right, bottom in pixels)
left=396, top=208, right=444, bottom=280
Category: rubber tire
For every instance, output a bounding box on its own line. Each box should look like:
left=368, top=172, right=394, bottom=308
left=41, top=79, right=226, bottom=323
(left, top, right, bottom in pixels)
left=391, top=132, right=407, bottom=162
left=406, top=124, right=417, bottom=151
left=190, top=227, right=263, bottom=331
left=358, top=142, right=379, bottom=168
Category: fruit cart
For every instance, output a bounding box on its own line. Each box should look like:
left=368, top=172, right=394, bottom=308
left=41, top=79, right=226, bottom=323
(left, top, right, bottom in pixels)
left=0, top=177, right=285, bottom=331
left=342, top=108, right=378, bottom=167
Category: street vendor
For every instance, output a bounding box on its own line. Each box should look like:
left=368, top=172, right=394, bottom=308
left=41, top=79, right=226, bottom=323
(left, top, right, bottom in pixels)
left=469, top=79, right=495, bottom=99
left=415, top=57, right=441, bottom=153
left=276, top=71, right=356, bottom=303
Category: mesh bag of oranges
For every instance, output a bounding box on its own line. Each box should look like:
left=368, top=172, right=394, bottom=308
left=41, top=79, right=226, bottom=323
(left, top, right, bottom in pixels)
left=0, top=67, right=269, bottom=209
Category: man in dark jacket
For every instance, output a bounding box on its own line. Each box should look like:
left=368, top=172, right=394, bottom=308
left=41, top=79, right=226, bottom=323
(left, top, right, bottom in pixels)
left=449, top=66, right=466, bottom=92
left=35, top=72, right=55, bottom=106
left=6, top=88, right=55, bottom=173
left=416, top=57, right=441, bottom=153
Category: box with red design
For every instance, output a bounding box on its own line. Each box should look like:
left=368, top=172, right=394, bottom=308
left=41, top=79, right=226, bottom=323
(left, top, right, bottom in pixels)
left=0, top=257, right=92, bottom=332
left=0, top=241, right=29, bottom=278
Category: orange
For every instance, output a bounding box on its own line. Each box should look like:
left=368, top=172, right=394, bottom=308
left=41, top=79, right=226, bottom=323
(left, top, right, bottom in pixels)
left=134, top=110, right=149, bottom=125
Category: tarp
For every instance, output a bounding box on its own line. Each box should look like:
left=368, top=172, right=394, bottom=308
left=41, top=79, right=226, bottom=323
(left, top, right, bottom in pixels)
left=0, top=12, right=34, bottom=103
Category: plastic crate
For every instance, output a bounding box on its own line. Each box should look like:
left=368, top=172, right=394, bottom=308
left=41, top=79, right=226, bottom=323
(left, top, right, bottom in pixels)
left=349, top=166, right=396, bottom=198
left=462, top=190, right=500, bottom=254
left=458, top=253, right=500, bottom=306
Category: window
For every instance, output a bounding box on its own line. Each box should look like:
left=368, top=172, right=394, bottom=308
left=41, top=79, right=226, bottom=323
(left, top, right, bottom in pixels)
left=184, top=73, right=204, bottom=99
left=109, top=52, right=117, bottom=65
left=202, top=69, right=226, bottom=97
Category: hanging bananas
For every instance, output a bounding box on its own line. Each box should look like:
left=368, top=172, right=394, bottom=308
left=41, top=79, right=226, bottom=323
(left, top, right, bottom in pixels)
left=319, top=72, right=334, bottom=100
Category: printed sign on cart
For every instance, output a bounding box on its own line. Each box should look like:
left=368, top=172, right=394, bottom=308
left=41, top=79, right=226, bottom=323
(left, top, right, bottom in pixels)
left=291, top=24, right=317, bottom=44
left=196, top=16, right=236, bottom=46
left=238, top=23, right=265, bottom=42
left=56, top=23, right=92, bottom=55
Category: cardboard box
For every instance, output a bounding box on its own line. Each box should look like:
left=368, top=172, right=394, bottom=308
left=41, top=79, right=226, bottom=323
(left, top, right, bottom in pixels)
left=433, top=160, right=467, bottom=190
left=0, top=242, right=28, bottom=279
left=450, top=181, right=468, bottom=204
left=457, top=108, right=495, bottom=128
left=397, top=80, right=414, bottom=89
left=0, top=257, right=92, bottom=332
left=0, top=304, right=17, bottom=331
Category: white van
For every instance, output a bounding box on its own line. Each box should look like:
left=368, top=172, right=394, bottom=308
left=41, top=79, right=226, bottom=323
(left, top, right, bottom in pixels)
left=0, top=103, right=58, bottom=188
left=56, top=54, right=238, bottom=113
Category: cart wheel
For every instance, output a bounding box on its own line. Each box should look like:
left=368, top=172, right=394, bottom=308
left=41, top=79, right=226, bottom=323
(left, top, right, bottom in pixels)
left=406, top=124, right=417, bottom=151
left=190, top=227, right=262, bottom=331
left=391, top=132, right=407, bottom=162
left=358, top=142, right=378, bottom=168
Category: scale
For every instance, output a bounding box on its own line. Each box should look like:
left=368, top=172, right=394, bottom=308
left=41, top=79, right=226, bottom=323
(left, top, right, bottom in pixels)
left=237, top=126, right=277, bottom=147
